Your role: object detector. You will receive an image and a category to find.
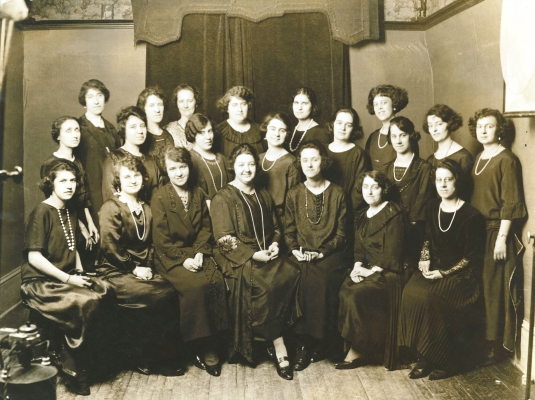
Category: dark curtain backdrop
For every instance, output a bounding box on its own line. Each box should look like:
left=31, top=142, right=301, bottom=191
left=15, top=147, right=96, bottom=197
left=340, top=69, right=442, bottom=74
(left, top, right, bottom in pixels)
left=146, top=12, right=351, bottom=127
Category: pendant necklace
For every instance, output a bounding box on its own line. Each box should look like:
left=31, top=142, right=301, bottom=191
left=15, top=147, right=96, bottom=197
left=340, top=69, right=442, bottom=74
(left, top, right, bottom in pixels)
left=289, top=119, right=313, bottom=152
left=305, top=181, right=325, bottom=225
left=261, top=148, right=285, bottom=172
left=438, top=198, right=460, bottom=233
left=393, top=153, right=415, bottom=182
left=239, top=189, right=266, bottom=251
left=127, top=201, right=146, bottom=240
left=474, top=144, right=502, bottom=176
left=436, top=138, right=453, bottom=160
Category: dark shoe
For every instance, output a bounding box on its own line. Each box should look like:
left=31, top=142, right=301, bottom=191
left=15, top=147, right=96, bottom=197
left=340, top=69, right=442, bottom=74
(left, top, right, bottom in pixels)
left=275, top=356, right=293, bottom=380
left=205, top=363, right=222, bottom=377
left=409, top=361, right=433, bottom=379
left=64, top=373, right=90, bottom=396
left=334, top=358, right=366, bottom=370
left=194, top=354, right=207, bottom=370
left=157, top=364, right=186, bottom=377
left=429, top=369, right=450, bottom=381
left=309, top=348, right=326, bottom=363
left=293, top=346, right=310, bottom=371
left=134, top=364, right=152, bottom=375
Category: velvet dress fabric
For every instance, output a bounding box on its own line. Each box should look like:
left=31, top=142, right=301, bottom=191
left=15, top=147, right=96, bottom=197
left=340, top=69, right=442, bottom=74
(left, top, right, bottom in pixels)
left=190, top=150, right=231, bottom=200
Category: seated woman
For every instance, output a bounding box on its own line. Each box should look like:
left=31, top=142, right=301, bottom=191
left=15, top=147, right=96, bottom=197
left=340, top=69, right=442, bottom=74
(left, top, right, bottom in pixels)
left=257, top=112, right=299, bottom=219
left=398, top=160, right=486, bottom=380
left=185, top=113, right=231, bottom=208
left=214, top=86, right=265, bottom=158
left=423, top=104, right=473, bottom=199
left=382, top=116, right=434, bottom=266
left=101, top=106, right=161, bottom=204
left=211, top=144, right=300, bottom=381
left=97, top=156, right=182, bottom=376
left=165, top=84, right=200, bottom=150
left=336, top=171, right=407, bottom=371
left=284, top=140, right=352, bottom=371
left=152, top=147, right=229, bottom=377
left=21, top=161, right=114, bottom=396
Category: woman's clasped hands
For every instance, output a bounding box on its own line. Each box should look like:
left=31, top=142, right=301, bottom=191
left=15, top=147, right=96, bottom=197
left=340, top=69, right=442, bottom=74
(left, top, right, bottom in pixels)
left=419, top=260, right=443, bottom=280
left=183, top=253, right=204, bottom=272
left=292, top=246, right=323, bottom=262
left=253, top=243, right=279, bottom=263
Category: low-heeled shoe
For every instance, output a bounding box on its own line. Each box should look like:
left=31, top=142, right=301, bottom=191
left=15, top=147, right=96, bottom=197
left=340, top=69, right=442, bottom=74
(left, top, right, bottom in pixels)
left=205, top=363, right=222, bottom=377
left=408, top=362, right=433, bottom=379
left=64, top=373, right=90, bottom=396
left=275, top=356, right=293, bottom=380
left=293, top=347, right=310, bottom=371
left=158, top=365, right=186, bottom=377
left=194, top=355, right=207, bottom=370
left=429, top=369, right=450, bottom=381
left=334, top=358, right=366, bottom=370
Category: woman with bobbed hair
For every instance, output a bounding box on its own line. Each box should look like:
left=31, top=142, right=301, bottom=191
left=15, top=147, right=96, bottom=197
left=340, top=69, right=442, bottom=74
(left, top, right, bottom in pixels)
left=101, top=106, right=161, bottom=204
left=151, top=147, right=229, bottom=377
left=336, top=170, right=407, bottom=371
left=382, top=116, right=434, bottom=267
left=285, top=140, right=352, bottom=371
left=399, top=160, right=486, bottom=380
left=165, top=84, right=201, bottom=150
left=287, top=87, right=331, bottom=153
left=77, top=79, right=121, bottom=227
left=211, top=143, right=300, bottom=380
left=469, top=108, right=526, bottom=365
left=137, top=86, right=175, bottom=174
left=214, top=86, right=265, bottom=158
left=365, top=84, right=410, bottom=171
left=185, top=113, right=231, bottom=206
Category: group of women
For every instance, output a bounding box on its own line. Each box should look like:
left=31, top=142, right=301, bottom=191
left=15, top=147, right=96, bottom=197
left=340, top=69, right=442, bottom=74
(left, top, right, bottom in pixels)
left=21, top=80, right=526, bottom=396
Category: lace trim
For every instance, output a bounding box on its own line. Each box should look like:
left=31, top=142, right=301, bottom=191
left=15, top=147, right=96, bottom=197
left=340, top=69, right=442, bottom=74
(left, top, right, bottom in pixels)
left=420, top=240, right=430, bottom=261
left=440, top=257, right=470, bottom=276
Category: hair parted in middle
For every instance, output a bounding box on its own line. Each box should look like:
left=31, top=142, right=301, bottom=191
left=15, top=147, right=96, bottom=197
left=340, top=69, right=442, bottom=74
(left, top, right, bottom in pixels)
left=355, top=170, right=394, bottom=201
left=422, top=104, right=463, bottom=134
left=388, top=116, right=421, bottom=153
left=217, top=86, right=254, bottom=113
left=327, top=107, right=364, bottom=141
left=137, top=86, right=168, bottom=110
left=116, top=106, right=147, bottom=141
left=50, top=116, right=79, bottom=143
left=293, top=139, right=333, bottom=172
left=39, top=161, right=79, bottom=198
left=185, top=113, right=213, bottom=143
left=78, top=79, right=110, bottom=106
left=260, top=112, right=292, bottom=135
left=291, top=87, right=321, bottom=118
left=366, top=84, right=409, bottom=115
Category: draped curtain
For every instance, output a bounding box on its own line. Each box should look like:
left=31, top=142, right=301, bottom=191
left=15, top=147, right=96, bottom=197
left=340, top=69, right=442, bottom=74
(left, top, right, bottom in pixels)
left=146, top=12, right=351, bottom=126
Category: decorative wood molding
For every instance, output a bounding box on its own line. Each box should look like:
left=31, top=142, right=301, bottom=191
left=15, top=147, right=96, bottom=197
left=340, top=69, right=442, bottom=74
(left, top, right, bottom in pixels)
left=0, top=267, right=20, bottom=285
left=15, top=19, right=134, bottom=30
left=384, top=0, right=486, bottom=31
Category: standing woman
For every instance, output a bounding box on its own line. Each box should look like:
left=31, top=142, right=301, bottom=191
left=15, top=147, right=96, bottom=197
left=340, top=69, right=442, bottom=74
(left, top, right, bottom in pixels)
left=165, top=84, right=200, bottom=150
left=469, top=108, right=526, bottom=364
left=77, top=79, right=121, bottom=227
left=21, top=162, right=114, bottom=396
left=257, top=112, right=299, bottom=219
left=287, top=87, right=331, bottom=154
left=211, top=144, right=301, bottom=380
left=398, top=160, right=486, bottom=380
left=382, top=116, right=434, bottom=266
left=215, top=86, right=265, bottom=159
left=186, top=113, right=231, bottom=207
left=101, top=106, right=161, bottom=204
left=152, top=147, right=229, bottom=377
left=365, top=84, right=409, bottom=171
left=137, top=86, right=175, bottom=175
left=337, top=171, right=407, bottom=371
left=285, top=140, right=352, bottom=371
left=424, top=104, right=474, bottom=199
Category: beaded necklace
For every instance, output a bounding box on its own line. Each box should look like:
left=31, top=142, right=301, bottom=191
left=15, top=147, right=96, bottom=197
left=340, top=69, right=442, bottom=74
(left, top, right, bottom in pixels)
left=377, top=130, right=389, bottom=149
left=238, top=189, right=266, bottom=251
left=261, top=148, right=285, bottom=172
left=438, top=198, right=460, bottom=233
left=305, top=181, right=325, bottom=225
left=474, top=144, right=502, bottom=176
left=57, top=207, right=75, bottom=251
left=393, top=153, right=415, bottom=182
left=198, top=152, right=224, bottom=192
left=126, top=202, right=146, bottom=240
left=289, top=119, right=313, bottom=152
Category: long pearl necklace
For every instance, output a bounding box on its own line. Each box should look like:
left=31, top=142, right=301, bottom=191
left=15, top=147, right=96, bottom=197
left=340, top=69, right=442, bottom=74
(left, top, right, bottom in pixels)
left=393, top=153, right=415, bottom=182
left=377, top=130, right=389, bottom=149
left=438, top=198, right=460, bottom=233
left=305, top=181, right=325, bottom=225
left=127, top=202, right=146, bottom=240
left=474, top=145, right=502, bottom=176
left=261, top=148, right=285, bottom=172
left=199, top=152, right=223, bottom=191
left=238, top=189, right=266, bottom=251
left=57, top=208, right=75, bottom=251
left=289, top=119, right=313, bottom=152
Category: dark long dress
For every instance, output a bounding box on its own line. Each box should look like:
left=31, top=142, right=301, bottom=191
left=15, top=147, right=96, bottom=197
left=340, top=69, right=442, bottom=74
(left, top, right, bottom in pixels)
left=383, top=156, right=434, bottom=266
left=284, top=183, right=351, bottom=340
left=338, top=202, right=407, bottom=369
left=152, top=185, right=229, bottom=342
left=97, top=196, right=178, bottom=364
left=427, top=148, right=474, bottom=200
left=190, top=150, right=231, bottom=200
left=20, top=203, right=114, bottom=372
left=365, top=129, right=397, bottom=172
left=286, top=125, right=331, bottom=154
left=471, top=149, right=526, bottom=351
left=101, top=148, right=161, bottom=204
left=215, top=120, right=265, bottom=159
left=77, top=114, right=121, bottom=227
left=211, top=185, right=301, bottom=363
left=399, top=199, right=486, bottom=372
left=141, top=129, right=175, bottom=175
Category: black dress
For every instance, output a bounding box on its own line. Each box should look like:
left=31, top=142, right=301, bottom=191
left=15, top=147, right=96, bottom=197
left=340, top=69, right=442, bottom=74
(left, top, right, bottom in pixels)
left=190, top=150, right=231, bottom=200
left=284, top=183, right=352, bottom=340
left=211, top=185, right=301, bottom=363
left=215, top=120, right=265, bottom=159
left=286, top=125, right=331, bottom=154
left=427, top=148, right=474, bottom=200
left=365, top=129, right=397, bottom=172
left=399, top=199, right=486, bottom=372
left=338, top=202, right=407, bottom=369
left=152, top=185, right=229, bottom=342
left=141, top=129, right=175, bottom=175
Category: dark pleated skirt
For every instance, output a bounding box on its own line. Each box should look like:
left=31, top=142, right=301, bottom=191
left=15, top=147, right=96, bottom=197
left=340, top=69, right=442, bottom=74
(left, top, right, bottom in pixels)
left=338, top=269, right=408, bottom=369
left=294, top=251, right=351, bottom=339
left=156, top=257, right=229, bottom=342
left=226, top=256, right=301, bottom=363
left=398, top=269, right=480, bottom=372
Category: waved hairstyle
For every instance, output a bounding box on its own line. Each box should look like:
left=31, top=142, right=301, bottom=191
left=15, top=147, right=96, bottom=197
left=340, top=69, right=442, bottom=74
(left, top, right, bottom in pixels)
left=388, top=116, right=421, bottom=153
left=327, top=107, right=364, bottom=141
left=185, top=113, right=213, bottom=143
left=217, top=86, right=254, bottom=113
left=228, top=143, right=259, bottom=174
left=291, top=87, right=320, bottom=118
left=423, top=104, right=463, bottom=134
left=78, top=79, right=110, bottom=106
left=50, top=116, right=79, bottom=143
left=116, top=106, right=147, bottom=141
left=111, top=155, right=147, bottom=194
left=39, top=161, right=78, bottom=199
left=137, top=86, right=168, bottom=110
left=366, top=84, right=409, bottom=115
left=294, top=140, right=333, bottom=172
left=172, top=84, right=203, bottom=112
left=260, top=112, right=292, bottom=136
left=468, top=108, right=512, bottom=143
left=435, top=159, right=464, bottom=191
left=355, top=170, right=394, bottom=201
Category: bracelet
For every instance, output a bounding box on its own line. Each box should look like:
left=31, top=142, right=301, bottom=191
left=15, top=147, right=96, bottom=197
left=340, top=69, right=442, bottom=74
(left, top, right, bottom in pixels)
left=65, top=275, right=71, bottom=284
